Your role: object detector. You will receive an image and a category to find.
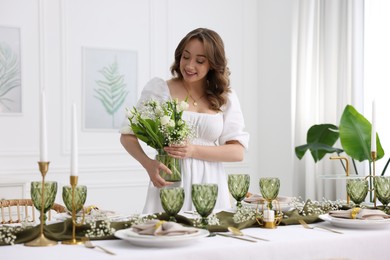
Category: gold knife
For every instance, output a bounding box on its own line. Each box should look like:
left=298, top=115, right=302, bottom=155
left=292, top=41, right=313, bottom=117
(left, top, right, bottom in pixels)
left=216, top=233, right=257, bottom=242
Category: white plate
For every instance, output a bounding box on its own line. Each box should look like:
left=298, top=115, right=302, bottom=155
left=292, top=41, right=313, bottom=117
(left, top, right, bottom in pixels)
left=319, top=214, right=390, bottom=229
left=114, top=227, right=210, bottom=247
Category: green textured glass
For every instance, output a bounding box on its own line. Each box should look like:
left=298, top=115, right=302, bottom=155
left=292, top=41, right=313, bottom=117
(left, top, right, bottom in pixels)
left=156, top=150, right=181, bottom=182
left=191, top=184, right=218, bottom=228
left=160, top=187, right=184, bottom=222
left=228, top=174, right=250, bottom=208
left=374, top=176, right=390, bottom=211
left=259, top=177, right=280, bottom=209
left=62, top=185, right=87, bottom=213
left=347, top=178, right=368, bottom=206
left=30, top=181, right=58, bottom=223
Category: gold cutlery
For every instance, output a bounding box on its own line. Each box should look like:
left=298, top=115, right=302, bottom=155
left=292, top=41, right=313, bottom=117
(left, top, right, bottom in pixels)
left=298, top=219, right=343, bottom=234
left=216, top=233, right=257, bottom=242
left=228, top=226, right=270, bottom=241
left=83, top=239, right=116, bottom=255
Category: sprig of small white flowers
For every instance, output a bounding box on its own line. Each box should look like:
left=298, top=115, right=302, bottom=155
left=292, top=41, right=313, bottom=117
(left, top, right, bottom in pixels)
left=290, top=197, right=345, bottom=216
left=0, top=226, right=23, bottom=245
left=232, top=206, right=257, bottom=223
left=84, top=214, right=158, bottom=238
left=85, top=219, right=115, bottom=238
left=192, top=212, right=220, bottom=227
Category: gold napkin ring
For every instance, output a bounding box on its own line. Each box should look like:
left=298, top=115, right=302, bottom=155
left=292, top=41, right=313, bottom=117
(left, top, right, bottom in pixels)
left=351, top=208, right=361, bottom=219
left=154, top=220, right=165, bottom=230
left=85, top=205, right=99, bottom=214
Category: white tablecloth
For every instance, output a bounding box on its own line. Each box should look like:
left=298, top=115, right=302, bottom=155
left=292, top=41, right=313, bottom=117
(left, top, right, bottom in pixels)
left=2, top=221, right=390, bottom=260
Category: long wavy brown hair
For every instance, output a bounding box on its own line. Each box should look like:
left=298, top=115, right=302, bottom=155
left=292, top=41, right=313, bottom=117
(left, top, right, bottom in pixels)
left=170, top=28, right=231, bottom=111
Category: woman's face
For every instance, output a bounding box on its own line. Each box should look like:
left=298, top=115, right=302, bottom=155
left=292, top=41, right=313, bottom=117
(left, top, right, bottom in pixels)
left=180, top=39, right=210, bottom=84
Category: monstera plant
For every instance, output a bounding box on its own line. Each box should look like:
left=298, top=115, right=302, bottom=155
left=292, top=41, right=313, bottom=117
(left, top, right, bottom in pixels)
left=295, top=105, right=389, bottom=175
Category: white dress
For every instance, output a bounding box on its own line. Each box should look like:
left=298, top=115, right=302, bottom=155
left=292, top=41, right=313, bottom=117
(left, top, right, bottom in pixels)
left=121, top=77, right=249, bottom=214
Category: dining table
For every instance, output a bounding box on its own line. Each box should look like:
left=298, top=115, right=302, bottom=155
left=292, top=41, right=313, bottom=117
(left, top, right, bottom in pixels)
left=2, top=210, right=390, bottom=260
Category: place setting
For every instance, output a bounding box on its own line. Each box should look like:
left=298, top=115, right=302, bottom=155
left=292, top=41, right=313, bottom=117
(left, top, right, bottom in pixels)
left=319, top=176, right=390, bottom=229
left=114, top=184, right=216, bottom=247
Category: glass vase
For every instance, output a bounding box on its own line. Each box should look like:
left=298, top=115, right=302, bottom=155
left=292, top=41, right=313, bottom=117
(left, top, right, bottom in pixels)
left=156, top=149, right=181, bottom=182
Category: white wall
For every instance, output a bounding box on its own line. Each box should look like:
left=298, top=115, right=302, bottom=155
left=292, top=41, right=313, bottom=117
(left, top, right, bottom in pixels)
left=0, top=0, right=295, bottom=213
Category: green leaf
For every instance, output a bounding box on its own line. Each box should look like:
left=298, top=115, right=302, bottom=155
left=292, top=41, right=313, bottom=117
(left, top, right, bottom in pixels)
left=295, top=124, right=341, bottom=162
left=339, top=105, right=384, bottom=162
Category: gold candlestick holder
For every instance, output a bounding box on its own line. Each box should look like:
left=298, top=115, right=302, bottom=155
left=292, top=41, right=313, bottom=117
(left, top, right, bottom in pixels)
left=255, top=200, right=283, bottom=229
left=371, top=151, right=377, bottom=208
left=25, top=161, right=58, bottom=247
left=62, top=175, right=85, bottom=245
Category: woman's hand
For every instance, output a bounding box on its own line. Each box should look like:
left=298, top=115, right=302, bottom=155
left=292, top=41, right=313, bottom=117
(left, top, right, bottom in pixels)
left=144, top=158, right=173, bottom=188
left=164, top=145, right=194, bottom=159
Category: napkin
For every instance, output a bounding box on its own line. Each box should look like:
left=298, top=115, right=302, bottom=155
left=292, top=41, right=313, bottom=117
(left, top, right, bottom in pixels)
left=244, top=194, right=292, bottom=204
left=131, top=220, right=199, bottom=236
left=329, top=208, right=390, bottom=220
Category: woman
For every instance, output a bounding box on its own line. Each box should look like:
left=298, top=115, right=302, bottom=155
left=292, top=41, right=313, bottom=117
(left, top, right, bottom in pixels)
left=120, top=28, right=249, bottom=214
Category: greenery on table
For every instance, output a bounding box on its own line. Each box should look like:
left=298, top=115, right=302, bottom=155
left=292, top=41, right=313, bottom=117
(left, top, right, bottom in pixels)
left=0, top=198, right=355, bottom=246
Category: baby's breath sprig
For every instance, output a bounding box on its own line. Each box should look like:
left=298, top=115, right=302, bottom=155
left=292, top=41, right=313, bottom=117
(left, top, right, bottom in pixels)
left=192, top=212, right=220, bottom=227
left=291, top=196, right=345, bottom=216
left=85, top=219, right=115, bottom=238
left=232, top=206, right=257, bottom=223
left=0, top=226, right=24, bottom=245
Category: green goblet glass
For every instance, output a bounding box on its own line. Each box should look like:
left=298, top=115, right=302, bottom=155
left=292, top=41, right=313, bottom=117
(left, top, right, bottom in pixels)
left=259, top=177, right=280, bottom=210
left=160, top=187, right=185, bottom=222
left=30, top=181, right=58, bottom=223
left=228, top=174, right=250, bottom=208
left=347, top=178, right=368, bottom=207
left=191, top=184, right=218, bottom=228
left=62, top=185, right=87, bottom=213
left=374, top=176, right=390, bottom=212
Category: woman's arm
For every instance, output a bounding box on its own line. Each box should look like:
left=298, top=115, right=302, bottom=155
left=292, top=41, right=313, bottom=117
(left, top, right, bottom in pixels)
left=164, top=140, right=244, bottom=162
left=120, top=134, right=173, bottom=187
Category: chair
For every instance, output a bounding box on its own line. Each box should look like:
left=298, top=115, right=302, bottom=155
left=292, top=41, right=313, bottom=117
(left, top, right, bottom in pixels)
left=0, top=199, right=66, bottom=224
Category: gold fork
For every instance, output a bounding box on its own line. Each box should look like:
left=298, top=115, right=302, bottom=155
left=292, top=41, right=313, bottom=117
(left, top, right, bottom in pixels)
left=82, top=238, right=116, bottom=255
left=298, top=219, right=343, bottom=234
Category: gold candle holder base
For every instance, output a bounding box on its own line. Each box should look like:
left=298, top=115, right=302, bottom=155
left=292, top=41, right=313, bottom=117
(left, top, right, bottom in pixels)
left=25, top=161, right=58, bottom=247
left=255, top=199, right=282, bottom=229
left=263, top=221, right=277, bottom=229
left=25, top=233, right=58, bottom=247
left=62, top=175, right=85, bottom=245
left=62, top=239, right=84, bottom=245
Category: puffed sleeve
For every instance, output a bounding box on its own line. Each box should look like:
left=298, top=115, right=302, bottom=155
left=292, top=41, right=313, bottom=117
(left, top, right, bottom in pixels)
left=119, top=77, right=170, bottom=134
left=219, top=90, right=249, bottom=150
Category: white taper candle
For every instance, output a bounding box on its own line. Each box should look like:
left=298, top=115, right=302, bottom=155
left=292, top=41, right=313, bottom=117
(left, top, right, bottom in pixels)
left=40, top=90, right=48, bottom=162
left=371, top=100, right=376, bottom=153
left=71, top=103, right=78, bottom=176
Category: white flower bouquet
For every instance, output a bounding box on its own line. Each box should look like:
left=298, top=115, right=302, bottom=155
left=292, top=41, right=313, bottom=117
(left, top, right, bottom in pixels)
left=125, top=98, right=195, bottom=181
